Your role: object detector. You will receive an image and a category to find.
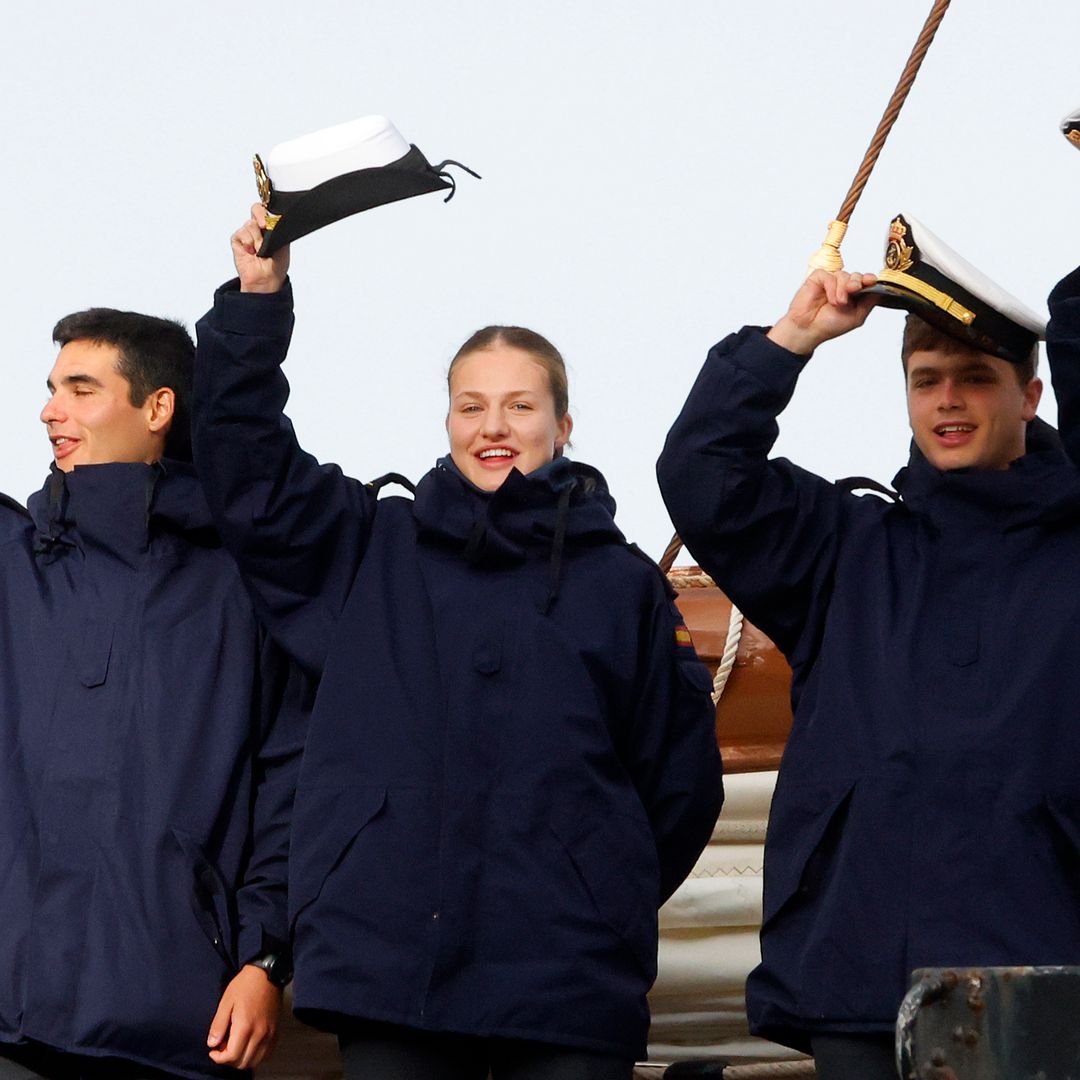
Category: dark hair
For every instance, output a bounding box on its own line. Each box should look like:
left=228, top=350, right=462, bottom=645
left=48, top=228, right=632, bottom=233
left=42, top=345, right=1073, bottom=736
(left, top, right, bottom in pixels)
left=52, top=308, right=195, bottom=460
left=901, top=312, right=1038, bottom=386
left=449, top=326, right=570, bottom=422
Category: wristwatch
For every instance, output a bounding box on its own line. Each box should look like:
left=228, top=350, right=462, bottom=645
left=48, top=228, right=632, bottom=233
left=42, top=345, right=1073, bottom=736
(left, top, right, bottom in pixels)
left=248, top=951, right=292, bottom=988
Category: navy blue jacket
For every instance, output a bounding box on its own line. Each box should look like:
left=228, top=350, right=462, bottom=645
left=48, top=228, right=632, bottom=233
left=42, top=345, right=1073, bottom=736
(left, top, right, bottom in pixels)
left=0, top=462, right=307, bottom=1079
left=192, top=280, right=722, bottom=1058
left=657, top=325, right=1080, bottom=1052
left=1049, top=265, right=1080, bottom=467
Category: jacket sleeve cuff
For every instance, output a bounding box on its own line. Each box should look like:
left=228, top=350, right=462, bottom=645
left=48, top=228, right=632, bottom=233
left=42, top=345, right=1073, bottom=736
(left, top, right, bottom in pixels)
left=1049, top=265, right=1080, bottom=311
left=711, top=325, right=811, bottom=395
left=237, top=923, right=291, bottom=969
left=211, top=277, right=296, bottom=339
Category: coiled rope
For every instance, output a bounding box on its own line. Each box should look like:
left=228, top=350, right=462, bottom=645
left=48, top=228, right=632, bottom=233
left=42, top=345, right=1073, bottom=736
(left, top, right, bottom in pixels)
left=712, top=603, right=743, bottom=706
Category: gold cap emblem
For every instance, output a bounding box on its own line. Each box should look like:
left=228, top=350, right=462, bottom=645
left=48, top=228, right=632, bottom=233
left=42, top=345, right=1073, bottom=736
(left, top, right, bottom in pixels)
left=253, top=154, right=272, bottom=207
left=884, top=216, right=914, bottom=273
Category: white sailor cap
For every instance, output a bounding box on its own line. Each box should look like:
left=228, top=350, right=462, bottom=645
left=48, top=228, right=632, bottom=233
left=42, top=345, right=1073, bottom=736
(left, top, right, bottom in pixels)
left=252, top=115, right=478, bottom=256
left=867, top=213, right=1045, bottom=365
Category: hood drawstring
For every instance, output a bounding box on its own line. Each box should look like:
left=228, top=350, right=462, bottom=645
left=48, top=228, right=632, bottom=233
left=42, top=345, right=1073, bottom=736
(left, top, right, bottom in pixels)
left=464, top=519, right=487, bottom=563
left=544, top=481, right=575, bottom=615
left=33, top=469, right=71, bottom=557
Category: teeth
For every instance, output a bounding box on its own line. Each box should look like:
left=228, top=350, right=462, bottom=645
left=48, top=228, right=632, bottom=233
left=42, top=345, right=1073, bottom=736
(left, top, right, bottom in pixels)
left=479, top=449, right=513, bottom=459
left=938, top=425, right=973, bottom=434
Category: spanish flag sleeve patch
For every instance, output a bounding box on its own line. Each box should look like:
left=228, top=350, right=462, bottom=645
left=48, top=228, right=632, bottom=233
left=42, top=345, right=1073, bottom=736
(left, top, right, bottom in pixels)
left=674, top=624, right=695, bottom=649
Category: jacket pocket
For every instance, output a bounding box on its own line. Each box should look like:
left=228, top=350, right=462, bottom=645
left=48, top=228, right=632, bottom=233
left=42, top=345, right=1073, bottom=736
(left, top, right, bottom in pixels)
left=677, top=654, right=716, bottom=696
left=1044, top=796, right=1080, bottom=854
left=171, top=829, right=237, bottom=970
left=1041, top=795, right=1080, bottom=887
left=761, top=778, right=856, bottom=927
left=76, top=617, right=113, bottom=688
left=288, top=785, right=387, bottom=931
left=550, top=810, right=660, bottom=978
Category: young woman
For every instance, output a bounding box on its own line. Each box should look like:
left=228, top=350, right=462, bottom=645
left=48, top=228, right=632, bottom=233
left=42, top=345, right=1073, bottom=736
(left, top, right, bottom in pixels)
left=190, top=205, right=722, bottom=1080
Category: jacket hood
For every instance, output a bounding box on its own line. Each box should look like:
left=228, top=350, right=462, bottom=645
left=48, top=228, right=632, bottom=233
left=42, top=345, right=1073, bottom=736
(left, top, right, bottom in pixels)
left=893, top=418, right=1080, bottom=530
left=28, top=460, right=218, bottom=562
left=412, top=456, right=624, bottom=611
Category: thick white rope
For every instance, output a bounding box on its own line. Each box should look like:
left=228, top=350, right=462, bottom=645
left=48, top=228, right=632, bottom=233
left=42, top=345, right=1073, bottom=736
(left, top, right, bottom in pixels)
left=712, top=602, right=743, bottom=705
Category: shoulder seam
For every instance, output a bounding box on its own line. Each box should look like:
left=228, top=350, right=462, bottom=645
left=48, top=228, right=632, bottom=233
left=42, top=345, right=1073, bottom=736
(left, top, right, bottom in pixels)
left=0, top=493, right=30, bottom=519
left=625, top=542, right=677, bottom=599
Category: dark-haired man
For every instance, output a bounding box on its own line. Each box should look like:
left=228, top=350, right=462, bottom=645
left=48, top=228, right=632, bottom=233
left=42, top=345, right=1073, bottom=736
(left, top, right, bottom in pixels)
left=658, top=217, right=1080, bottom=1080
left=46, top=309, right=196, bottom=466
left=0, top=309, right=306, bottom=1079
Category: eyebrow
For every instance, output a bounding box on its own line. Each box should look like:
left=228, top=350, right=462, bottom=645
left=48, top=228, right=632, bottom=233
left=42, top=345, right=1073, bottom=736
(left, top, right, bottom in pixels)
left=453, top=389, right=539, bottom=400
left=46, top=372, right=106, bottom=393
left=908, top=361, right=997, bottom=380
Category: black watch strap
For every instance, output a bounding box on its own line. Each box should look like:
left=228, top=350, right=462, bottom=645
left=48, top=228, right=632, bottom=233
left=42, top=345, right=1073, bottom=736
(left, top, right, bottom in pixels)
left=248, top=952, right=291, bottom=988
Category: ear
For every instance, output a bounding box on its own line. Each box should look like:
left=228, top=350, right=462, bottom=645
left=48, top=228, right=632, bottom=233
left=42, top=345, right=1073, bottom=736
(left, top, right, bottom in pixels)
left=1022, top=377, right=1043, bottom=422
left=554, top=413, right=573, bottom=451
left=145, top=387, right=176, bottom=434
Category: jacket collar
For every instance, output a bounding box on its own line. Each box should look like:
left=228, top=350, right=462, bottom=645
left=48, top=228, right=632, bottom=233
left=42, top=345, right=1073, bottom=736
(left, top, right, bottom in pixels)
left=893, top=421, right=1080, bottom=531
left=28, top=460, right=217, bottom=562
left=412, top=456, right=624, bottom=612
left=413, top=456, right=621, bottom=553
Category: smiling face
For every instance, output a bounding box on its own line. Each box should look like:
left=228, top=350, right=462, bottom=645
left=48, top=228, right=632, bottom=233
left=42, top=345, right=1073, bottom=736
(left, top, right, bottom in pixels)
left=447, top=343, right=573, bottom=491
left=41, top=339, right=173, bottom=471
left=905, top=347, right=1042, bottom=471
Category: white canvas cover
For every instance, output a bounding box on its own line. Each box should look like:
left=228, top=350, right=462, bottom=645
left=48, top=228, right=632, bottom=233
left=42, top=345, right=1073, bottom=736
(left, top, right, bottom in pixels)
left=647, top=771, right=809, bottom=1067
left=266, top=116, right=411, bottom=193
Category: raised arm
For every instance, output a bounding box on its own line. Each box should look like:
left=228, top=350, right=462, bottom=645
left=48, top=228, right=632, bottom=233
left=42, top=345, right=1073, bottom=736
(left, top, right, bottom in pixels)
left=1047, top=265, right=1080, bottom=468
left=193, top=208, right=378, bottom=674
left=656, top=270, right=875, bottom=658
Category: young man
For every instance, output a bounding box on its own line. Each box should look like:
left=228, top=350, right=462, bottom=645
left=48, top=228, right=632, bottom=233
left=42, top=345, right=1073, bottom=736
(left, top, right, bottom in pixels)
left=0, top=309, right=306, bottom=1079
left=658, top=216, right=1080, bottom=1079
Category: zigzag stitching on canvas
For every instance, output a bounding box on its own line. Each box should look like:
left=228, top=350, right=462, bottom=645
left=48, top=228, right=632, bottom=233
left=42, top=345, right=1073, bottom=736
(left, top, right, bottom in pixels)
left=690, top=864, right=763, bottom=879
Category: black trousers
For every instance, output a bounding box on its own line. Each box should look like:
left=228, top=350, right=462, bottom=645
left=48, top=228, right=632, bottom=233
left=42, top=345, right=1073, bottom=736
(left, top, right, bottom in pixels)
left=0, top=1043, right=186, bottom=1080
left=339, top=1021, right=634, bottom=1080
left=811, top=1034, right=897, bottom=1080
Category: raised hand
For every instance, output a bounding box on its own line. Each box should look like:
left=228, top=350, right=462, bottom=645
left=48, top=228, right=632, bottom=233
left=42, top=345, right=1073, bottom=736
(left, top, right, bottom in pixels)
left=232, top=203, right=290, bottom=294
left=767, top=269, right=878, bottom=356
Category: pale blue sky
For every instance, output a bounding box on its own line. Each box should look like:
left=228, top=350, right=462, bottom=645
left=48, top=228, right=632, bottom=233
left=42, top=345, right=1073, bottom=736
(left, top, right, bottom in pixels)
left=3, top=2, right=1078, bottom=558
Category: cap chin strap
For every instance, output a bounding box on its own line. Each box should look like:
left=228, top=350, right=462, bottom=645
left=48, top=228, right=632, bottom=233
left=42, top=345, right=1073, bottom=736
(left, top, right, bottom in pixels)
left=432, top=159, right=482, bottom=202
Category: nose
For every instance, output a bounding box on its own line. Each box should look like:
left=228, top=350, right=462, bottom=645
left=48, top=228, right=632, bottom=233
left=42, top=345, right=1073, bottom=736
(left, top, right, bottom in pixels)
left=937, top=377, right=964, bottom=410
left=40, top=392, right=64, bottom=425
left=480, top=405, right=509, bottom=439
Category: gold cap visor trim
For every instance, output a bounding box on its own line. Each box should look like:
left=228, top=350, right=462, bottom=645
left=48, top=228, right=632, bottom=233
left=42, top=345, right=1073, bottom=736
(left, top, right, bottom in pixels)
left=876, top=269, right=976, bottom=326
